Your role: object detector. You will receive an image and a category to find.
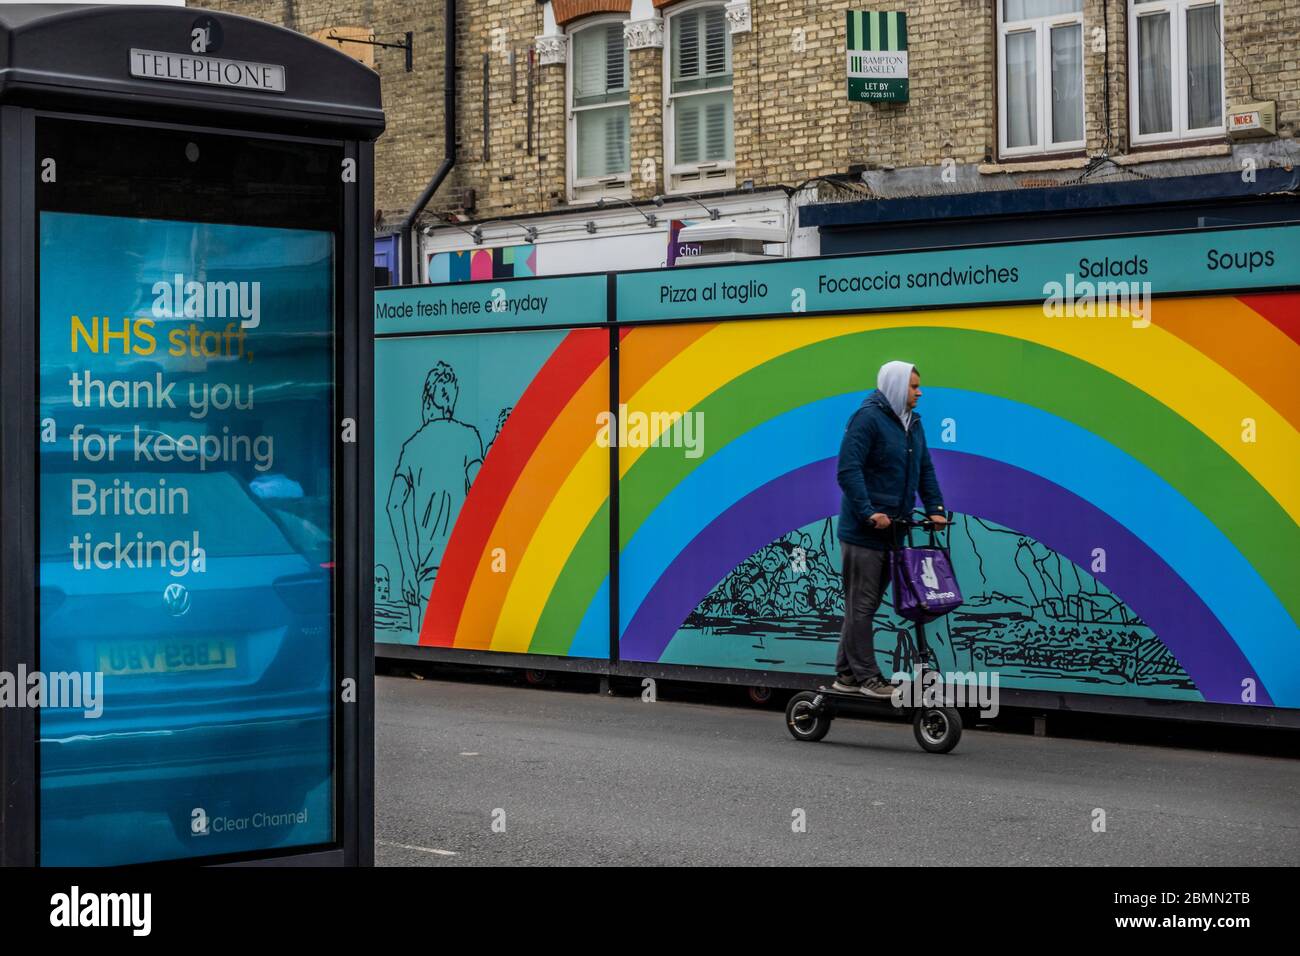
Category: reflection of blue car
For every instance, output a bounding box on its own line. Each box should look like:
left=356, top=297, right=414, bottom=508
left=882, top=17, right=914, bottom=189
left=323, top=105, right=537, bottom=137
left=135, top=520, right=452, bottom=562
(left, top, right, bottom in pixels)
left=39, top=442, right=334, bottom=865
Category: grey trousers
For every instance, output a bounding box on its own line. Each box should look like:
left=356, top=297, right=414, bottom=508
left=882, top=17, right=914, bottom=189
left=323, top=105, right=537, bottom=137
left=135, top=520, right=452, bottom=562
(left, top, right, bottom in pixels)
left=834, top=541, right=891, bottom=682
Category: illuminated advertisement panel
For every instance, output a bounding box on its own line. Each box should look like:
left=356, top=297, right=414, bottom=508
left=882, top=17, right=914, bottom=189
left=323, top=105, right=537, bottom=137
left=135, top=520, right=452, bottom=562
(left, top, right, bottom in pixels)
left=36, top=118, right=340, bottom=865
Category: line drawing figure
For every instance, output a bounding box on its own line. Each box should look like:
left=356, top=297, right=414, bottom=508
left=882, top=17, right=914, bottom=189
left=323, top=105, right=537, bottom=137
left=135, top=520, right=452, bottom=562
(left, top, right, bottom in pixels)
left=485, top=406, right=513, bottom=457
left=385, top=361, right=484, bottom=632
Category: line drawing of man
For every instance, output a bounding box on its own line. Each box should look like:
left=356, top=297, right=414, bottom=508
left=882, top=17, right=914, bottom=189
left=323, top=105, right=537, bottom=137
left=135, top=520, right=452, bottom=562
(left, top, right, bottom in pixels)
left=386, top=361, right=484, bottom=632
left=485, top=405, right=513, bottom=457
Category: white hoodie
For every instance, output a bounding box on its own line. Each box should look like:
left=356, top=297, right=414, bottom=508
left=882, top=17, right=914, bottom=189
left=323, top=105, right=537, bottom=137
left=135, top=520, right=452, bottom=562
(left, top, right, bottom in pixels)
left=877, top=360, right=916, bottom=431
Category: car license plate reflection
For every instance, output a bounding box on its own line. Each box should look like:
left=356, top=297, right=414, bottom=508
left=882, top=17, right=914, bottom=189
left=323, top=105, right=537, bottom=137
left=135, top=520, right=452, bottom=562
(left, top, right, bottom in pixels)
left=98, top=640, right=237, bottom=675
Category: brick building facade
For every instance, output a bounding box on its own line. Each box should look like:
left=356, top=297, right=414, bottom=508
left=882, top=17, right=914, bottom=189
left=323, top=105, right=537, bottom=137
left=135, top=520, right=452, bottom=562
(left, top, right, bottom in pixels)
left=197, top=0, right=1300, bottom=273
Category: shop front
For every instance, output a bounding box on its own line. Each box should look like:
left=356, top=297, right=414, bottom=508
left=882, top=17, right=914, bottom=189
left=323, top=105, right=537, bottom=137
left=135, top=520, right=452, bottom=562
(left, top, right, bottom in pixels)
left=374, top=216, right=1300, bottom=729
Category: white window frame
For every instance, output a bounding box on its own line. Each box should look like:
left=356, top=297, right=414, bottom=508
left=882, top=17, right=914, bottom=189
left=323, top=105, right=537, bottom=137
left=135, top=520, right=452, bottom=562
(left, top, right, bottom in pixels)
left=566, top=14, right=632, bottom=203
left=996, top=1, right=1087, bottom=159
left=663, top=0, right=735, bottom=194
left=1128, top=0, right=1226, bottom=145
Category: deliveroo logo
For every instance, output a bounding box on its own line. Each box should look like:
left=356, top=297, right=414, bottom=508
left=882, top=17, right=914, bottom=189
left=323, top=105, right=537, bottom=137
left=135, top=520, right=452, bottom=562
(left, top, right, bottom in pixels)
left=920, top=556, right=940, bottom=590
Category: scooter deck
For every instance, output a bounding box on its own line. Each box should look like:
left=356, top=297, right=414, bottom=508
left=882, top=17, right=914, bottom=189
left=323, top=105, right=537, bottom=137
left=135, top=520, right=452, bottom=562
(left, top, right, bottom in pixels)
left=816, top=684, right=892, bottom=697
left=814, top=685, right=897, bottom=708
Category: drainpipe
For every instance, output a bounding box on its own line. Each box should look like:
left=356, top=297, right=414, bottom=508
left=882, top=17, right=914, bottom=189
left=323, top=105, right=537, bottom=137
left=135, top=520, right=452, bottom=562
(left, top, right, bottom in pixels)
left=399, top=0, right=457, bottom=284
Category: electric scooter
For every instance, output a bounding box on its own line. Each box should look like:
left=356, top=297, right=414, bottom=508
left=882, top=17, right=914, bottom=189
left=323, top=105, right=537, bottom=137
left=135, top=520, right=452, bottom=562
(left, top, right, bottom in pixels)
left=784, top=513, right=963, bottom=754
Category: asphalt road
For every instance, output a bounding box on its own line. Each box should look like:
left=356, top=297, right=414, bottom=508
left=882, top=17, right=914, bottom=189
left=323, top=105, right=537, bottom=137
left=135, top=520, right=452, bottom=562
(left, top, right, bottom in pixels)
left=375, top=673, right=1300, bottom=866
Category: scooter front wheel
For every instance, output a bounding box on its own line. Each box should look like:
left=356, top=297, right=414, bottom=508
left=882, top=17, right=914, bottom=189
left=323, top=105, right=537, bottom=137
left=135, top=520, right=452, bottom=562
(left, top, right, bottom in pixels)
left=913, top=707, right=962, bottom=753
left=785, top=691, right=831, bottom=742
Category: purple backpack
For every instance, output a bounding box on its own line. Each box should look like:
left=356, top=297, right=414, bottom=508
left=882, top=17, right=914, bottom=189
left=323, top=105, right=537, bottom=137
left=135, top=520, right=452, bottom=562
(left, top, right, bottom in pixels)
left=891, top=543, right=963, bottom=623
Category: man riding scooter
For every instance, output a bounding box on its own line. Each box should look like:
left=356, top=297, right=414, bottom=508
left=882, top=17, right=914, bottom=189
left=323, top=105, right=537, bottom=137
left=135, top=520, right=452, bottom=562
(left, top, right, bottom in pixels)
left=833, top=360, right=948, bottom=698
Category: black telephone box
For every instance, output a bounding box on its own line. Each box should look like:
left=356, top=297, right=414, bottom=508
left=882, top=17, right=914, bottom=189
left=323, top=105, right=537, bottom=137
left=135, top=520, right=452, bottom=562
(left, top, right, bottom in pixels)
left=0, top=4, right=382, bottom=866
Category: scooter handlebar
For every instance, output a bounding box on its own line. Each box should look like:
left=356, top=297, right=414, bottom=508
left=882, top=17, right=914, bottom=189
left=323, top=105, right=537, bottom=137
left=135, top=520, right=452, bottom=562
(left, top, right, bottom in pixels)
left=889, top=512, right=951, bottom=533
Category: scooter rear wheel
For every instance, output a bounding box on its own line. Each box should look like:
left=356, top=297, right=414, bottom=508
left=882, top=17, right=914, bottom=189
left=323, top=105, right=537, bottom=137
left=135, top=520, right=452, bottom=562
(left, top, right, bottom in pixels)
left=785, top=691, right=831, bottom=742
left=913, top=707, right=962, bottom=753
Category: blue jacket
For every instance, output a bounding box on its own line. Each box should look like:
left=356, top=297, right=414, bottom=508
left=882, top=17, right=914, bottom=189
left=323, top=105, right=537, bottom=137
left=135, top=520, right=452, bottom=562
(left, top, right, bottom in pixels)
left=836, top=390, right=945, bottom=549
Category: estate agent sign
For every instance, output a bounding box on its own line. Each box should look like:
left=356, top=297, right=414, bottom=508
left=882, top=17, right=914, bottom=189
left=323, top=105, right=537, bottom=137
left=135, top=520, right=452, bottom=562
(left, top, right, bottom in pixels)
left=847, top=10, right=909, bottom=102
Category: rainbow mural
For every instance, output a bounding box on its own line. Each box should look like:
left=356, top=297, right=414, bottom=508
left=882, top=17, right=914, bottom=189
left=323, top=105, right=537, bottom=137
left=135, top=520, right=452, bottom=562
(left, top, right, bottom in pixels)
left=392, top=327, right=614, bottom=655
left=394, top=292, right=1300, bottom=709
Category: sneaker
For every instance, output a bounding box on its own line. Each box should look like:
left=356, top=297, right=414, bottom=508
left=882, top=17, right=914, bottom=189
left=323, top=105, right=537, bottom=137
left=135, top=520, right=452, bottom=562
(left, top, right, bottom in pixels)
left=831, top=675, right=860, bottom=693
left=858, top=676, right=896, bottom=700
